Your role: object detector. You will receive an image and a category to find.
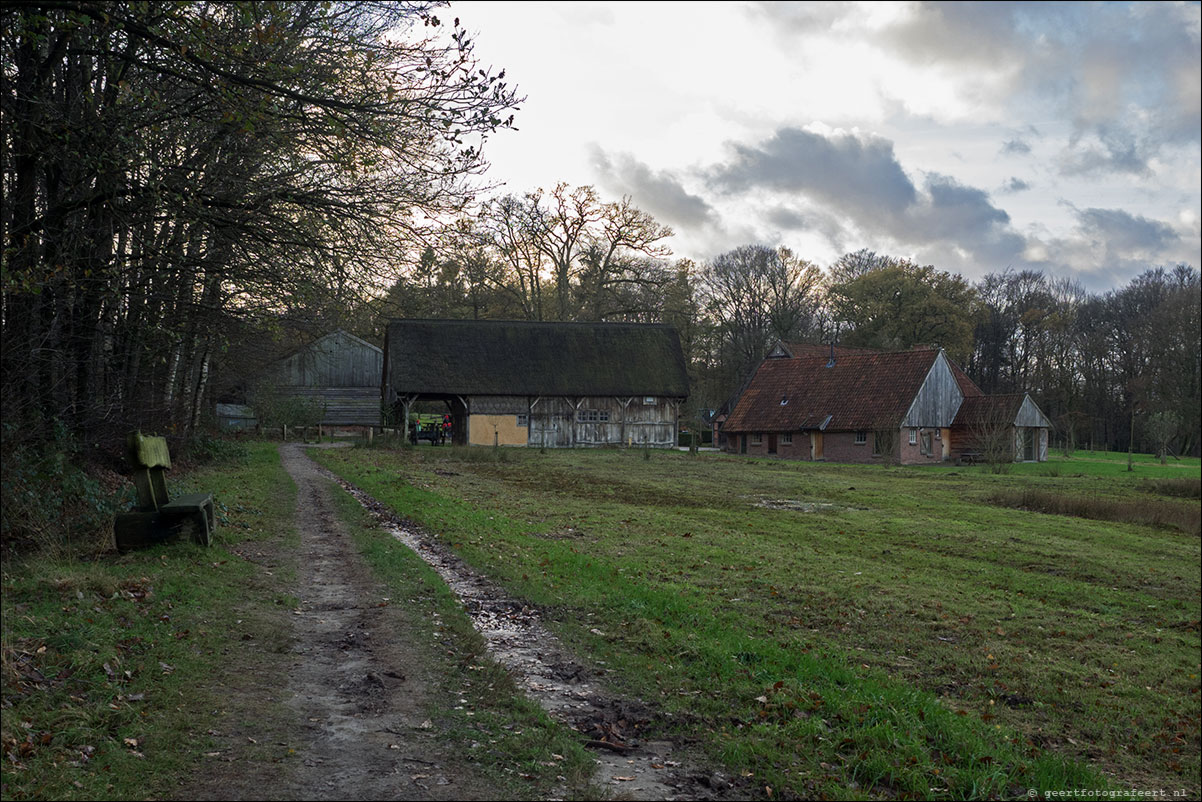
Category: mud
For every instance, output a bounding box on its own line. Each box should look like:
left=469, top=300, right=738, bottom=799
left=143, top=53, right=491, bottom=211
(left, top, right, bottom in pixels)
left=327, top=465, right=745, bottom=801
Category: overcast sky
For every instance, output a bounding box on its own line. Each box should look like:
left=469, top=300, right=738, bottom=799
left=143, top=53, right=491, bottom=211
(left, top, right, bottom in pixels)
left=451, top=1, right=1201, bottom=291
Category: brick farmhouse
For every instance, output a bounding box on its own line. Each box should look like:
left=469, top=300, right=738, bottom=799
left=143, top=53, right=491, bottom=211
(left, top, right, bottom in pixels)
left=721, top=343, right=1051, bottom=464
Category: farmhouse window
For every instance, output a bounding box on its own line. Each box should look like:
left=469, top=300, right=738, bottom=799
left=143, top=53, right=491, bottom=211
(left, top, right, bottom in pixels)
left=909, top=428, right=917, bottom=445
left=782, top=433, right=793, bottom=445
left=516, top=414, right=528, bottom=427
left=577, top=409, right=611, bottom=423
left=751, top=433, right=763, bottom=445
left=855, top=431, right=867, bottom=444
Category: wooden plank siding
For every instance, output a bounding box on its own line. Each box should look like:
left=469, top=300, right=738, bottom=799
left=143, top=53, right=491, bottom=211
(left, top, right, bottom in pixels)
left=273, top=330, right=382, bottom=388
left=901, top=353, right=965, bottom=429
left=269, top=330, right=384, bottom=426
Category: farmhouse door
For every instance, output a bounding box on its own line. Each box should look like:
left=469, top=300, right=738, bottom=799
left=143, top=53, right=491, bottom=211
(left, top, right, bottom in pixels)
left=767, top=433, right=778, bottom=454
left=810, top=432, right=823, bottom=460
left=740, top=435, right=748, bottom=454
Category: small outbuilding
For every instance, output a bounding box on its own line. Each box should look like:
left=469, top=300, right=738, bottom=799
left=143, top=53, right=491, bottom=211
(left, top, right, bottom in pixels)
left=382, top=319, right=689, bottom=448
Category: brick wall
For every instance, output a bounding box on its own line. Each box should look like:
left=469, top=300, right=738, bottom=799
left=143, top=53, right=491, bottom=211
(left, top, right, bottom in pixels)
left=897, top=427, right=948, bottom=465
left=822, top=431, right=888, bottom=464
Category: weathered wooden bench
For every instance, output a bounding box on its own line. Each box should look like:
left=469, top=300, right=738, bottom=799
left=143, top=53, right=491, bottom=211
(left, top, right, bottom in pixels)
left=957, top=450, right=982, bottom=465
left=114, top=433, right=216, bottom=551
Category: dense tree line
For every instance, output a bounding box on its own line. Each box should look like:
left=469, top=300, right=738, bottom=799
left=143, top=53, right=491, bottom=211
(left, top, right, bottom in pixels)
left=2, top=1, right=519, bottom=447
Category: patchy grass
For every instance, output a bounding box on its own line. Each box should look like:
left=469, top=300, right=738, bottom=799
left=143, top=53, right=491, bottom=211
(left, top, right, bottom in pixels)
left=990, top=487, right=1201, bottom=535
left=1, top=442, right=298, bottom=801
left=327, top=486, right=597, bottom=799
left=313, top=446, right=1201, bottom=800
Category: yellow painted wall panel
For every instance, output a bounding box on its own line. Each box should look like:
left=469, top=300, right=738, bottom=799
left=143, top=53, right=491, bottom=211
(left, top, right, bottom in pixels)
left=469, top=414, right=528, bottom=446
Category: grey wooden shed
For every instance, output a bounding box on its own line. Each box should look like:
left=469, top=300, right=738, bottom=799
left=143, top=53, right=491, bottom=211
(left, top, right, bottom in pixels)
left=266, top=330, right=383, bottom=426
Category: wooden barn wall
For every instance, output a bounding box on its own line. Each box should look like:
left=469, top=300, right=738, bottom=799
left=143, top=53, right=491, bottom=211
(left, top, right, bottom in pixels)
left=902, top=354, right=964, bottom=428
left=285, top=387, right=382, bottom=426
left=1015, top=396, right=1052, bottom=428
left=275, top=333, right=382, bottom=388
left=523, top=395, right=680, bottom=448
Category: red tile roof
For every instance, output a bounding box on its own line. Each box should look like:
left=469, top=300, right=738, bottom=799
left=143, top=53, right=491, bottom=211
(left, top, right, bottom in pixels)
left=723, top=349, right=943, bottom=432
left=949, top=393, right=1025, bottom=430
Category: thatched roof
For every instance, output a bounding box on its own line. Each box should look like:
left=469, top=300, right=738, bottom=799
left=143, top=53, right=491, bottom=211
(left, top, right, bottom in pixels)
left=383, top=319, right=689, bottom=398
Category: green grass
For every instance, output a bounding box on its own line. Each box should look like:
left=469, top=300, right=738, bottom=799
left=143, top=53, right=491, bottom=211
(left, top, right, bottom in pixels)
left=1, top=442, right=298, bottom=801
left=313, top=445, right=1201, bottom=800
left=328, top=487, right=598, bottom=798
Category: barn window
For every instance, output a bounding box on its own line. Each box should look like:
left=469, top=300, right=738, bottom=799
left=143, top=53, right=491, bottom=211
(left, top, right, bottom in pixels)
left=643, top=396, right=658, bottom=405
left=576, top=409, right=610, bottom=423
left=516, top=414, right=528, bottom=427
left=782, top=433, right=793, bottom=445
left=855, top=431, right=867, bottom=444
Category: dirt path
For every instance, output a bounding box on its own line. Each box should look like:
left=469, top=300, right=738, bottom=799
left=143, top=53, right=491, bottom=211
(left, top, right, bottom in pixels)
left=179, top=443, right=501, bottom=800
left=179, top=443, right=742, bottom=801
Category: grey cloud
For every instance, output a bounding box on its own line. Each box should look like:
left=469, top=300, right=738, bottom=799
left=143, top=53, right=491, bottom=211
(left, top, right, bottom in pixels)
left=1001, top=177, right=1031, bottom=193
left=764, top=207, right=808, bottom=230
left=1075, top=207, right=1179, bottom=255
left=1001, top=138, right=1031, bottom=156
left=709, top=127, right=917, bottom=221
left=744, top=1, right=853, bottom=33
left=882, top=1, right=1027, bottom=68
left=590, top=146, right=717, bottom=228
left=707, top=126, right=1030, bottom=272
left=881, top=2, right=1200, bottom=174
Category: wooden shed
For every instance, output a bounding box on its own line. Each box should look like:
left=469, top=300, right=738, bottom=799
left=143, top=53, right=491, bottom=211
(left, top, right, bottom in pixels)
left=382, top=319, right=689, bottom=448
left=265, top=329, right=383, bottom=426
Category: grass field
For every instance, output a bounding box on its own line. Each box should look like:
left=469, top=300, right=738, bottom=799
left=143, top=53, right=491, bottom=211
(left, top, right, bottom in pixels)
left=313, top=444, right=1201, bottom=800
left=1, top=442, right=298, bottom=800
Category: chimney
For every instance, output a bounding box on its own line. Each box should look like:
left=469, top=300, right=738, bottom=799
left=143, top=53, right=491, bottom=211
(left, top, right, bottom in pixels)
left=826, top=341, right=836, bottom=368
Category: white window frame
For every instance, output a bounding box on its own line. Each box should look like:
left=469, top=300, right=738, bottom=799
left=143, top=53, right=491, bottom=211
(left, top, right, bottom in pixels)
left=909, top=428, right=918, bottom=445
left=855, top=431, right=867, bottom=445
left=751, top=432, right=763, bottom=445
left=782, top=433, right=793, bottom=445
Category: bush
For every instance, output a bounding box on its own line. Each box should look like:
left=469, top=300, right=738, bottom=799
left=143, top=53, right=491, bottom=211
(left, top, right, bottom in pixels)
left=1140, top=477, right=1201, bottom=499
left=0, top=422, right=128, bottom=555
left=990, top=487, right=1200, bottom=535
left=186, top=431, right=250, bottom=466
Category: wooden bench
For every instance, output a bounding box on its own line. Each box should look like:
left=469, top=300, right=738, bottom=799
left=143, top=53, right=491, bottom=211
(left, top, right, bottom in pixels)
left=114, top=433, right=216, bottom=551
left=957, top=450, right=982, bottom=465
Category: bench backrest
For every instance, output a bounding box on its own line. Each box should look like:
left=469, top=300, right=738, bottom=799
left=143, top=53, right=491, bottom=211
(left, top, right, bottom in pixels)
left=127, top=433, right=173, bottom=511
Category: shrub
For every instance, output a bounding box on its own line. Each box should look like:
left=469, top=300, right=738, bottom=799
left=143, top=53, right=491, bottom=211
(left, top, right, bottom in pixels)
left=990, top=487, right=1200, bottom=535
left=0, top=422, right=127, bottom=555
left=1140, top=477, right=1201, bottom=499
left=186, top=431, right=250, bottom=465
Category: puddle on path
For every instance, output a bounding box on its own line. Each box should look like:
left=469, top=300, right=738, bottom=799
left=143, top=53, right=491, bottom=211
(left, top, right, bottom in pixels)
left=324, top=471, right=737, bottom=801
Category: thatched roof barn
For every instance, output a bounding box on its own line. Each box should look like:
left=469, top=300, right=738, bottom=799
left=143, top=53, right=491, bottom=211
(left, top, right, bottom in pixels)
left=382, top=319, right=689, bottom=447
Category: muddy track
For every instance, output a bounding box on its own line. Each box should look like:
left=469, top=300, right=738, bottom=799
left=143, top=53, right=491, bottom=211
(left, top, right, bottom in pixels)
left=179, top=444, right=501, bottom=801
left=319, top=454, right=749, bottom=802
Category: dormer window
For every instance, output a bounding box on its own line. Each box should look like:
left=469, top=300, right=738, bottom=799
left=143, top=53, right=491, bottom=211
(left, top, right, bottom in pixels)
left=779, top=396, right=788, bottom=405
